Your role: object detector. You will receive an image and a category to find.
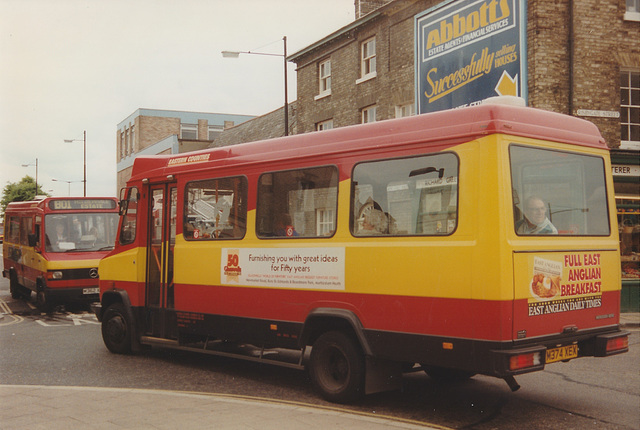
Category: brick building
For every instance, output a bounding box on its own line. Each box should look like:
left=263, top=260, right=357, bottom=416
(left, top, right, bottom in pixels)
left=116, top=109, right=254, bottom=191
left=289, top=0, right=638, bottom=152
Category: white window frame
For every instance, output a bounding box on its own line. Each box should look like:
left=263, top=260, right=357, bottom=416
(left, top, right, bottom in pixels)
left=361, top=105, right=377, bottom=124
left=625, top=0, right=640, bottom=21
left=316, top=208, right=335, bottom=236
left=620, top=69, right=640, bottom=149
left=316, top=119, right=334, bottom=131
left=130, top=126, right=135, bottom=154
left=356, top=37, right=377, bottom=84
left=395, top=103, right=415, bottom=118
left=315, top=59, right=331, bottom=100
left=180, top=124, right=198, bottom=140
left=208, top=125, right=223, bottom=140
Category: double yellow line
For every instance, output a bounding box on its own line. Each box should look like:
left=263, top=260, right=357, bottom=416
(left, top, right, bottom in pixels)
left=0, top=297, right=23, bottom=326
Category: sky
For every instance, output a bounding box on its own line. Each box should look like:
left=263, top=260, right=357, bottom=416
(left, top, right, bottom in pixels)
left=0, top=0, right=355, bottom=198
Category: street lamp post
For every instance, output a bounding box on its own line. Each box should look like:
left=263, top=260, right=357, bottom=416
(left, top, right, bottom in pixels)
left=52, top=178, right=82, bottom=196
left=21, top=158, right=38, bottom=194
left=64, top=130, right=86, bottom=197
left=222, top=36, right=289, bottom=136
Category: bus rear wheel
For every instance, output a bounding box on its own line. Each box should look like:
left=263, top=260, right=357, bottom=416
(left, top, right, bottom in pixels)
left=309, top=331, right=364, bottom=403
left=102, top=303, right=133, bottom=354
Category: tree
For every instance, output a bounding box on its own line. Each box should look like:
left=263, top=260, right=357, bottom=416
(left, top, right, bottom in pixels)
left=1, top=176, right=50, bottom=221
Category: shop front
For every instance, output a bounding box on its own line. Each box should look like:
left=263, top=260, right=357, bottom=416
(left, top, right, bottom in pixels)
left=612, top=150, right=640, bottom=312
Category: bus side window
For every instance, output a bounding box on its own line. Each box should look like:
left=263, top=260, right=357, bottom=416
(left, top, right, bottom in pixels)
left=8, top=216, right=20, bottom=244
left=184, top=177, right=247, bottom=240
left=120, top=187, right=139, bottom=245
left=20, top=217, right=33, bottom=246
left=256, top=166, right=338, bottom=238
left=351, top=153, right=459, bottom=236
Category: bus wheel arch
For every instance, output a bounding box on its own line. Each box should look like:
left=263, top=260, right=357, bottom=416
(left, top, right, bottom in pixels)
left=302, top=309, right=371, bottom=403
left=309, top=330, right=365, bottom=403
left=100, top=290, right=140, bottom=353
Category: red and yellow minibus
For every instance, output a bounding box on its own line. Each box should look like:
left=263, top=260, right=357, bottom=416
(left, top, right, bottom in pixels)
left=95, top=101, right=628, bottom=402
left=3, top=197, right=119, bottom=310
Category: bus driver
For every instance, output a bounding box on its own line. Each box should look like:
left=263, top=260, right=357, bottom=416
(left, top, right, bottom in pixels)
left=516, top=196, right=558, bottom=235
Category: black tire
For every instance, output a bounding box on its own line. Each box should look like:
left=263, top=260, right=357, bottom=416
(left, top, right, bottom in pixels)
left=101, top=303, right=133, bottom=354
left=36, top=289, right=51, bottom=312
left=9, top=272, right=21, bottom=300
left=422, top=365, right=475, bottom=382
left=309, top=331, right=365, bottom=403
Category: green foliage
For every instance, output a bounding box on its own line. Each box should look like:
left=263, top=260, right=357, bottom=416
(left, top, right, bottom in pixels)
left=1, top=176, right=50, bottom=220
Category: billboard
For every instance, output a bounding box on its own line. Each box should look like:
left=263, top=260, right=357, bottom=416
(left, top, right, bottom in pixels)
left=415, top=0, right=527, bottom=113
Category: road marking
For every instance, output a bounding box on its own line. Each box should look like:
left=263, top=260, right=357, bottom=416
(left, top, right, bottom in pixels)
left=0, top=297, right=24, bottom=326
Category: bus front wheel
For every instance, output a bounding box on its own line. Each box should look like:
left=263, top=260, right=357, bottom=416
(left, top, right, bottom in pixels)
left=309, top=331, right=365, bottom=403
left=102, top=303, right=133, bottom=354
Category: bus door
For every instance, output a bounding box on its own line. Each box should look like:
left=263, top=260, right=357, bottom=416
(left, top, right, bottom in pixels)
left=145, top=183, right=177, bottom=339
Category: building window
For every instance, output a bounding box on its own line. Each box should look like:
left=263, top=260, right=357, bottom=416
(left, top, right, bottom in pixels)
left=318, top=59, right=331, bottom=96
left=395, top=103, right=415, bottom=118
left=127, top=128, right=132, bottom=155
left=625, top=0, right=640, bottom=21
left=316, top=119, right=333, bottom=131
left=620, top=70, right=640, bottom=149
left=361, top=105, right=377, bottom=124
left=208, top=125, right=223, bottom=140
left=130, top=126, right=135, bottom=154
left=120, top=131, right=125, bottom=158
left=316, top=208, right=335, bottom=236
left=357, top=37, right=376, bottom=83
left=181, top=124, right=198, bottom=140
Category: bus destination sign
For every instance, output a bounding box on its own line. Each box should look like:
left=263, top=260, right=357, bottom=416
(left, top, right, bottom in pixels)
left=49, top=199, right=117, bottom=211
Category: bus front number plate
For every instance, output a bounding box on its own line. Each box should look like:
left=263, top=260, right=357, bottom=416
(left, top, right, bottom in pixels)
left=83, top=287, right=99, bottom=295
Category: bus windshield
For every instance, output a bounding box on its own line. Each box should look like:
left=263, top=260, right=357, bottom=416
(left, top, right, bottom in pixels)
left=45, top=213, right=119, bottom=252
left=510, top=145, right=610, bottom=236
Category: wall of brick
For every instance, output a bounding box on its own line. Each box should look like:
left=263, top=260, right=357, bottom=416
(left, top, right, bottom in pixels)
left=291, top=0, right=638, bottom=149
left=138, top=116, right=180, bottom=149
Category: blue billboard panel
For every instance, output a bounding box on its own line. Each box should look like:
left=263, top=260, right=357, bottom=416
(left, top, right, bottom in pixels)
left=416, top=0, right=527, bottom=113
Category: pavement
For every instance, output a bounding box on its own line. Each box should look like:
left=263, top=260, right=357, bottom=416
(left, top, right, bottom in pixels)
left=0, top=314, right=636, bottom=430
left=0, top=385, right=440, bottom=430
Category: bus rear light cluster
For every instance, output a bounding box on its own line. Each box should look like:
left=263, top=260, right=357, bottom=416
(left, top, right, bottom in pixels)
left=606, top=336, right=628, bottom=353
left=509, top=351, right=542, bottom=371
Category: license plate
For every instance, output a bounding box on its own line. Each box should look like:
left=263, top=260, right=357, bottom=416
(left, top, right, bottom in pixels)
left=83, top=287, right=99, bottom=295
left=546, top=344, right=578, bottom=364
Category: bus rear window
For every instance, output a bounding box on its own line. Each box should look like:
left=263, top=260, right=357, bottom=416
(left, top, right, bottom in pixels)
left=510, top=145, right=610, bottom=236
left=351, top=153, right=459, bottom=236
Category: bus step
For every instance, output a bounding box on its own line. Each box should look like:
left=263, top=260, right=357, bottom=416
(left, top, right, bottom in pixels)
left=140, top=336, right=305, bottom=371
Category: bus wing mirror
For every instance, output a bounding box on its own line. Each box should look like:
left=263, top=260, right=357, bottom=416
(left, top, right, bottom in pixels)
left=118, top=200, right=128, bottom=216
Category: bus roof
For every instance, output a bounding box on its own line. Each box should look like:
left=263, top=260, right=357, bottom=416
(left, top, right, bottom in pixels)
left=129, top=103, right=607, bottom=183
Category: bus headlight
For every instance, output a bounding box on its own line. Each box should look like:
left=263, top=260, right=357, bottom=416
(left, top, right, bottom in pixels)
left=51, top=271, right=63, bottom=279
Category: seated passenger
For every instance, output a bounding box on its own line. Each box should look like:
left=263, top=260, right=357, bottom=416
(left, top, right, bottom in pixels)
left=274, top=213, right=299, bottom=237
left=516, top=196, right=558, bottom=235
